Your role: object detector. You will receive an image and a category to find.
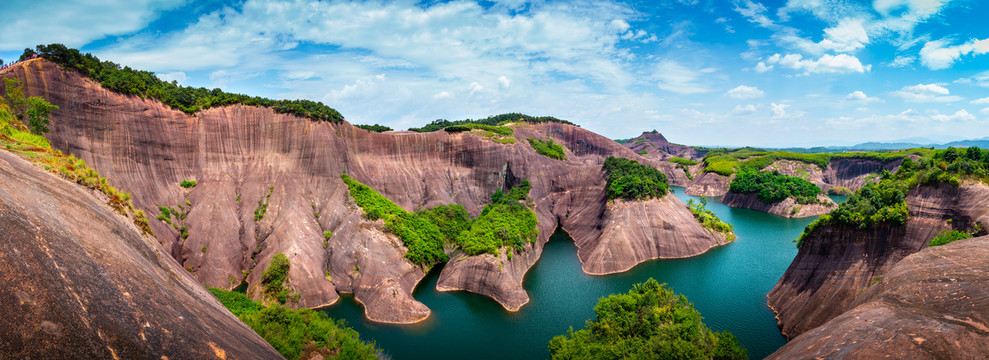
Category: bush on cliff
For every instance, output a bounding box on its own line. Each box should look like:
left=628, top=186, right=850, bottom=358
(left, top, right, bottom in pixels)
left=729, top=169, right=822, bottom=205
left=548, top=278, right=747, bottom=360
left=528, top=137, right=567, bottom=160
left=928, top=229, right=972, bottom=247
left=409, top=112, right=576, bottom=132
left=261, top=253, right=298, bottom=304
left=341, top=174, right=538, bottom=262
left=209, top=288, right=380, bottom=360
left=22, top=44, right=343, bottom=122
left=354, top=123, right=392, bottom=132
left=687, top=197, right=736, bottom=241
left=602, top=156, right=669, bottom=201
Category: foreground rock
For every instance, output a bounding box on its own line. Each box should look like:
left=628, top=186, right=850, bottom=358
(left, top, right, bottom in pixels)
left=0, top=151, right=281, bottom=359
left=767, top=183, right=989, bottom=338
left=720, top=192, right=836, bottom=218
left=5, top=58, right=726, bottom=321
left=769, top=236, right=989, bottom=359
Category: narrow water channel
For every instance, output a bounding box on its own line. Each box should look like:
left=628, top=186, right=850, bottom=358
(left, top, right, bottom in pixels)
left=322, top=188, right=846, bottom=359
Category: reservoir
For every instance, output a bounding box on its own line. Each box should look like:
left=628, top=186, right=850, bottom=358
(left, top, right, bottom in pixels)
left=323, top=187, right=845, bottom=359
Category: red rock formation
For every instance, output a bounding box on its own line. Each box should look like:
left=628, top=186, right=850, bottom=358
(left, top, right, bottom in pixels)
left=0, top=150, right=282, bottom=359
left=720, top=192, right=836, bottom=218
left=622, top=131, right=706, bottom=161
left=767, top=158, right=905, bottom=193
left=685, top=171, right=733, bottom=196
left=767, top=183, right=989, bottom=338
left=4, top=59, right=728, bottom=323
left=768, top=235, right=989, bottom=359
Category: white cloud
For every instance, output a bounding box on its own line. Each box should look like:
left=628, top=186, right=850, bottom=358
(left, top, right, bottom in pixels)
left=891, top=84, right=963, bottom=103
left=0, top=0, right=188, bottom=51
left=733, top=0, right=775, bottom=29
left=920, top=37, right=989, bottom=70
left=770, top=103, right=792, bottom=119
left=731, top=104, right=760, bottom=115
left=653, top=60, right=713, bottom=94
left=873, top=0, right=951, bottom=35
left=972, top=97, right=989, bottom=105
left=889, top=55, right=915, bottom=67
left=157, top=71, right=187, bottom=85
left=981, top=108, right=989, bottom=115
left=819, top=17, right=870, bottom=52
left=764, top=53, right=871, bottom=74
left=725, top=85, right=765, bottom=99
left=931, top=109, right=975, bottom=122
left=846, top=90, right=883, bottom=103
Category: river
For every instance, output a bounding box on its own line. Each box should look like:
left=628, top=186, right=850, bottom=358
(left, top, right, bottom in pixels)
left=322, top=187, right=847, bottom=359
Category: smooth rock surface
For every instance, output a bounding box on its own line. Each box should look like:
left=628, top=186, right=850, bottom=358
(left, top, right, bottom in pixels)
left=720, top=192, right=836, bottom=218
left=0, top=150, right=282, bottom=359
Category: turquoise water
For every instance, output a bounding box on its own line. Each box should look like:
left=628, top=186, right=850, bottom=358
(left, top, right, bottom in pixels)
left=323, top=188, right=844, bottom=359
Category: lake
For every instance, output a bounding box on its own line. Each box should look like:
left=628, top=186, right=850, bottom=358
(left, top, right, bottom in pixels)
left=322, top=187, right=846, bottom=359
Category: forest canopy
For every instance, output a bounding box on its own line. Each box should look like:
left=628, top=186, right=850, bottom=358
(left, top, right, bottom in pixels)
left=21, top=44, right=343, bottom=122
left=409, top=112, right=576, bottom=132
left=729, top=170, right=822, bottom=205
left=602, top=156, right=669, bottom=201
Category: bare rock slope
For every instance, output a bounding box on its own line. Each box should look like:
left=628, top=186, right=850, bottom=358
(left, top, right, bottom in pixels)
left=767, top=183, right=989, bottom=338
left=6, top=59, right=727, bottom=323
left=720, top=192, right=836, bottom=218
left=0, top=150, right=282, bottom=359
left=769, top=235, right=989, bottom=359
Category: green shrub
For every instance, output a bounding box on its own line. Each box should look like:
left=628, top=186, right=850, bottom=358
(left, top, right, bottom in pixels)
left=209, top=288, right=379, bottom=360
left=827, top=186, right=853, bottom=196
left=637, top=149, right=648, bottom=155
left=928, top=229, right=971, bottom=247
left=409, top=113, right=575, bottom=132
left=261, top=253, right=295, bottom=304
left=322, top=231, right=333, bottom=240
left=668, top=157, right=699, bottom=166
left=729, top=169, right=822, bottom=204
left=24, top=44, right=343, bottom=122
left=354, top=123, right=392, bottom=132
left=687, top=198, right=735, bottom=241
left=548, top=278, right=747, bottom=360
left=602, top=156, right=669, bottom=201
left=528, top=137, right=567, bottom=160
left=179, top=179, right=197, bottom=188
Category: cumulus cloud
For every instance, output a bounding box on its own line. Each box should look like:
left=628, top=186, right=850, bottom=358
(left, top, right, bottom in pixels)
left=920, top=37, right=989, bottom=70
left=930, top=109, right=975, bottom=122
left=889, top=55, right=915, bottom=67
left=982, top=108, right=989, bottom=115
left=891, top=84, right=963, bottom=102
left=972, top=97, right=989, bottom=105
left=725, top=85, right=765, bottom=99
left=845, top=90, right=883, bottom=103
left=763, top=53, right=871, bottom=74
left=0, top=0, right=187, bottom=51
left=731, top=104, right=760, bottom=115
left=770, top=103, right=796, bottom=119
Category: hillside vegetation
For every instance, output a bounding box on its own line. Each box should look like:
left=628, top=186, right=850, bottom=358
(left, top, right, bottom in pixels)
left=21, top=44, right=342, bottom=122
left=701, top=148, right=928, bottom=176
left=409, top=112, right=576, bottom=132
left=548, top=278, right=747, bottom=359
left=602, top=156, right=669, bottom=201
left=342, top=174, right=538, bottom=264
left=797, top=147, right=989, bottom=247
left=729, top=169, right=823, bottom=205
left=209, top=288, right=379, bottom=360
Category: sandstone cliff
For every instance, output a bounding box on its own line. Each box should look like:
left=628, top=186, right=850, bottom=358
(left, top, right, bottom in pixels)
left=768, top=235, right=989, bottom=359
left=5, top=59, right=727, bottom=323
left=767, top=183, right=989, bottom=338
left=767, top=158, right=905, bottom=193
left=684, top=171, right=733, bottom=196
left=720, top=192, right=836, bottom=218
left=0, top=150, right=282, bottom=359
left=621, top=132, right=706, bottom=161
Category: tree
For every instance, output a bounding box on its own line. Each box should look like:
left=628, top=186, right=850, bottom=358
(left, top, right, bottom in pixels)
left=26, top=97, right=58, bottom=134
left=2, top=78, right=27, bottom=122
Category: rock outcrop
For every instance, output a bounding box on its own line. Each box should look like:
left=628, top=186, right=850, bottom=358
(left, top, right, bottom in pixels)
left=0, top=150, right=282, bottom=359
left=767, top=158, right=905, bottom=193
left=622, top=131, right=706, bottom=161
left=767, top=183, right=989, bottom=338
left=720, top=192, right=836, bottom=218
left=4, top=58, right=727, bottom=323
left=768, top=236, right=989, bottom=359
left=684, top=172, right=733, bottom=196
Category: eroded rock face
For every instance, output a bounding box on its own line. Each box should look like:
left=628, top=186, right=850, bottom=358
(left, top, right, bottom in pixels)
left=720, top=192, right=836, bottom=218
left=622, top=132, right=706, bottom=161
left=0, top=151, right=282, bottom=359
left=685, top=172, right=733, bottom=197
left=769, top=236, right=989, bottom=359
left=767, top=183, right=989, bottom=338
left=6, top=59, right=727, bottom=322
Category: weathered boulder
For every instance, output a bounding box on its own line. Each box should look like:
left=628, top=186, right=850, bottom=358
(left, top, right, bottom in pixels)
left=0, top=150, right=282, bottom=359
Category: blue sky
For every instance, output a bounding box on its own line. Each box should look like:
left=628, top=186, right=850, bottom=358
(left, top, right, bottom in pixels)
left=2, top=0, right=987, bottom=147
